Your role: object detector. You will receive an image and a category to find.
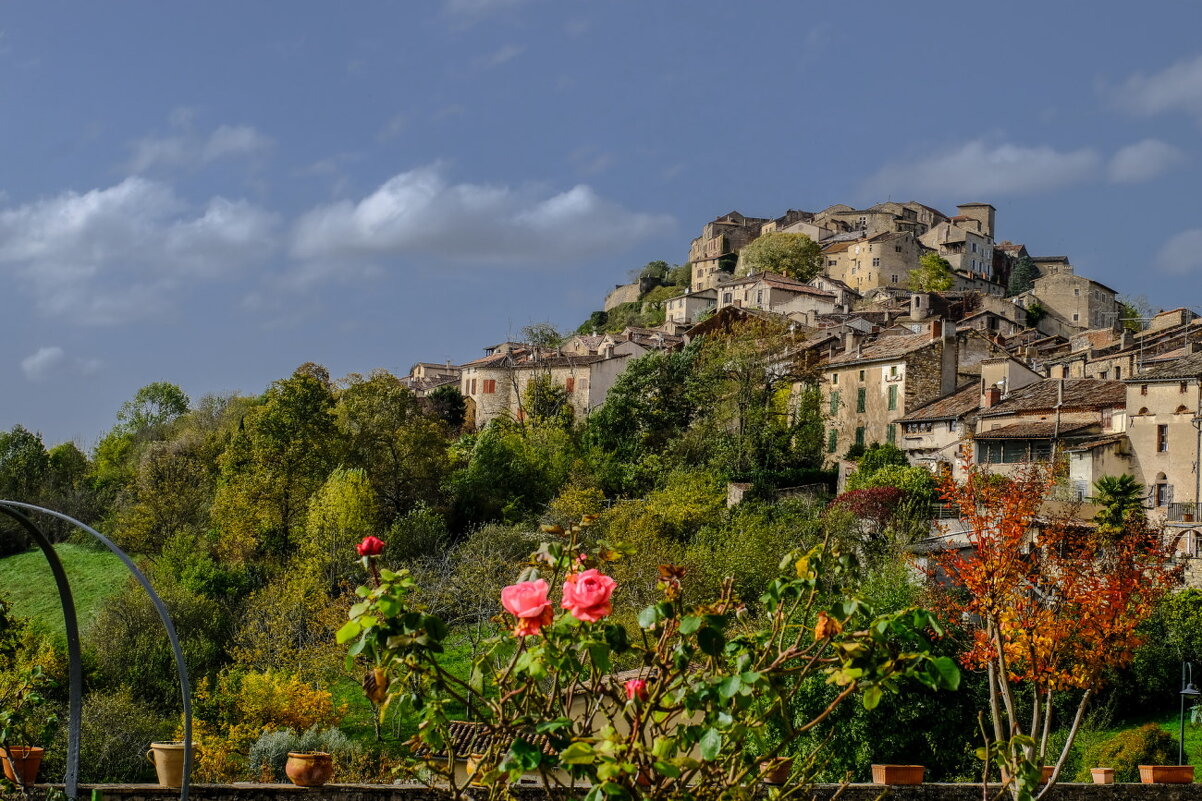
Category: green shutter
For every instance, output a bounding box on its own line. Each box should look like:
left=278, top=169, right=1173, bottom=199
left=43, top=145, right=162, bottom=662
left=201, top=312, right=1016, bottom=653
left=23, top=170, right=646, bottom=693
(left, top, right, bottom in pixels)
left=855, top=427, right=865, bottom=448
left=827, top=429, right=837, bottom=453
left=829, top=391, right=840, bottom=415
left=887, top=424, right=896, bottom=445
left=888, top=384, right=898, bottom=411
left=856, top=388, right=866, bottom=413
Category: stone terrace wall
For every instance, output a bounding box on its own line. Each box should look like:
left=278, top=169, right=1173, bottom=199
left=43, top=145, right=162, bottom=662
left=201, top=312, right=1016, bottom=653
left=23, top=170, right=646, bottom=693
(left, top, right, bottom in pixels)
left=17, top=784, right=1202, bottom=801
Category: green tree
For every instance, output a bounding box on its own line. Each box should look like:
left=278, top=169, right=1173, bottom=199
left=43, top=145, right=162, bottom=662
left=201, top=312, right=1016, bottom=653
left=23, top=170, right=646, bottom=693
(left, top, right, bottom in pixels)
left=212, top=364, right=340, bottom=562
left=335, top=370, right=451, bottom=522
left=116, top=382, right=190, bottom=440
left=0, top=425, right=49, bottom=503
left=426, top=384, right=466, bottom=431
left=1006, top=255, right=1039, bottom=296
left=302, top=467, right=378, bottom=591
left=667, top=263, right=692, bottom=287
left=522, top=373, right=572, bottom=425
left=737, top=232, right=823, bottom=281
left=637, top=260, right=670, bottom=283
left=1119, top=294, right=1154, bottom=333
left=908, top=252, right=955, bottom=292
left=855, top=442, right=909, bottom=477
left=1092, top=474, right=1147, bottom=538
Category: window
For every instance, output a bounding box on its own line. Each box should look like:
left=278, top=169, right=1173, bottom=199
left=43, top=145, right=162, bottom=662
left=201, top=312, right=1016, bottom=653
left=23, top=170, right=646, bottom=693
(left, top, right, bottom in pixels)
left=891, top=274, right=899, bottom=284
left=1141, top=384, right=1149, bottom=396
left=723, top=292, right=732, bottom=304
left=828, top=259, right=837, bottom=267
left=827, top=429, right=837, bottom=454
left=855, top=427, right=865, bottom=449
left=1115, top=366, right=1121, bottom=379
left=859, top=369, right=865, bottom=381
left=829, top=391, right=840, bottom=415
left=756, top=290, right=763, bottom=305
left=1158, top=424, right=1169, bottom=452
left=1074, top=288, right=1080, bottom=296
left=886, top=424, right=897, bottom=445
left=856, top=388, right=866, bottom=413
left=895, top=245, right=903, bottom=253
left=904, top=421, right=934, bottom=434
left=1072, top=313, right=1079, bottom=322
left=971, top=242, right=978, bottom=253
left=889, top=365, right=899, bottom=379
left=1182, top=382, right=1189, bottom=394
left=565, top=377, right=575, bottom=393
left=469, top=378, right=477, bottom=394
left=872, top=257, right=880, bottom=267
left=831, top=373, right=838, bottom=385
left=482, top=379, right=496, bottom=394
left=888, top=384, right=898, bottom=411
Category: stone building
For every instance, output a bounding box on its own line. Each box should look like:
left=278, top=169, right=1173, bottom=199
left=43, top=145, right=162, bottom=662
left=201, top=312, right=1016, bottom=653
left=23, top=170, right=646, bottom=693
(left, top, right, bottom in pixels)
left=714, top=272, right=839, bottom=324
left=687, top=211, right=769, bottom=291
left=1014, top=261, right=1121, bottom=334
left=400, top=362, right=462, bottom=396
left=664, top=287, right=717, bottom=323
left=821, top=231, right=927, bottom=292
left=817, top=323, right=1008, bottom=461
left=919, top=204, right=997, bottom=281
left=1125, top=351, right=1202, bottom=514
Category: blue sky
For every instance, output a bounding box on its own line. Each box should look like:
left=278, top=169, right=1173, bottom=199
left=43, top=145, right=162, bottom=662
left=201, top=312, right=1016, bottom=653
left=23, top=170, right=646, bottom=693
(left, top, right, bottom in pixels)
left=3, top=1, right=1202, bottom=446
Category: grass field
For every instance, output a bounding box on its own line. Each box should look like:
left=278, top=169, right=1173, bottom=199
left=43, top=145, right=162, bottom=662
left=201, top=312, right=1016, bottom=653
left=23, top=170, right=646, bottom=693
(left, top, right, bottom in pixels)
left=0, top=543, right=129, bottom=640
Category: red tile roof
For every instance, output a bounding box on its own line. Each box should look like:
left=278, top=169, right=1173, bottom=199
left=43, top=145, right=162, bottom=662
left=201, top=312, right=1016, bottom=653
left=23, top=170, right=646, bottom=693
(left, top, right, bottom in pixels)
left=977, top=379, right=1126, bottom=418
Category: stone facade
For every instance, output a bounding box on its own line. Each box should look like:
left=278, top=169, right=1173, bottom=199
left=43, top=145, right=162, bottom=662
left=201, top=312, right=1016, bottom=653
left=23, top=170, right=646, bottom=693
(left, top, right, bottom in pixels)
left=1016, top=263, right=1121, bottom=333
left=687, top=211, right=768, bottom=291
left=664, top=288, right=717, bottom=323
left=920, top=216, right=995, bottom=281
left=714, top=272, right=838, bottom=324
left=460, top=353, right=632, bottom=429
left=821, top=231, right=926, bottom=292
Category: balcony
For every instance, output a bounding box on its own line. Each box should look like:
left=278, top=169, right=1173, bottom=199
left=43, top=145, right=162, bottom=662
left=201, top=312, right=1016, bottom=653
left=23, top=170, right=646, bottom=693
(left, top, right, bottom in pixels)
left=1167, top=503, right=1202, bottom=523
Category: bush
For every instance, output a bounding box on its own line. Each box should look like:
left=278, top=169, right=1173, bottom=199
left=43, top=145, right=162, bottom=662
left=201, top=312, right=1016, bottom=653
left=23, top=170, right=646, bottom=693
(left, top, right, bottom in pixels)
left=247, top=726, right=354, bottom=782
left=1081, top=723, right=1177, bottom=782
left=52, top=688, right=174, bottom=783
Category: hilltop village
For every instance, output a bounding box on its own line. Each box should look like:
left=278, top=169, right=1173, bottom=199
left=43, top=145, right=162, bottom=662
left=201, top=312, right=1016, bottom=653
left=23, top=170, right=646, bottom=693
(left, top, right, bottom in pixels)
left=403, top=199, right=1201, bottom=552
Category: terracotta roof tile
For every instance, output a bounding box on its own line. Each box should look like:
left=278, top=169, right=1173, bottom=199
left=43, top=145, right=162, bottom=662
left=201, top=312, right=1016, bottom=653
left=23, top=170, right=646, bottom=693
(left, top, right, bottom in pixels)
left=826, top=332, right=934, bottom=366
left=975, top=421, right=1095, bottom=439
left=897, top=383, right=980, bottom=423
left=977, top=379, right=1126, bottom=417
left=1133, top=351, right=1202, bottom=380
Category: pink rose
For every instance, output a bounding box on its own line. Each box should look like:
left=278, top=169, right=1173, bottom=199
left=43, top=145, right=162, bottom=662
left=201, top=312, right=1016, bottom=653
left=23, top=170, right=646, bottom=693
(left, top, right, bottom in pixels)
left=624, top=678, right=648, bottom=701
left=561, top=569, right=616, bottom=623
left=501, top=580, right=553, bottom=637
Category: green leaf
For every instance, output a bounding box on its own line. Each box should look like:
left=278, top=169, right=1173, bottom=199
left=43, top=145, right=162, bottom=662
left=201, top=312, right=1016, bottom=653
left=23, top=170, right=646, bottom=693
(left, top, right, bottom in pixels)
left=559, top=741, right=596, bottom=765
left=931, top=656, right=961, bottom=690
left=600, top=781, right=630, bottom=798
left=653, top=761, right=681, bottom=778
left=861, top=684, right=882, bottom=710
left=508, top=738, right=542, bottom=771
left=638, top=605, right=661, bottom=629
left=699, top=728, right=722, bottom=761
left=718, top=675, right=742, bottom=700
left=535, top=718, right=574, bottom=734
left=604, top=624, right=630, bottom=653
left=588, top=642, right=612, bottom=674
left=678, top=615, right=702, bottom=635
left=335, top=620, right=362, bottom=644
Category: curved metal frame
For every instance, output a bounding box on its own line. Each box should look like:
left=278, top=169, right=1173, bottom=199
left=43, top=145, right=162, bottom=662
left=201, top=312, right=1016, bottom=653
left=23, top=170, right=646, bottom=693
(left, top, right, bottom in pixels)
left=0, top=501, right=192, bottom=801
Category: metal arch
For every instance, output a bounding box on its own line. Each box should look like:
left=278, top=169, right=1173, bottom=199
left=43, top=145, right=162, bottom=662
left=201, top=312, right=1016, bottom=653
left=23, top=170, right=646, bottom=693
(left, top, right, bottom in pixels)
left=0, top=501, right=193, bottom=801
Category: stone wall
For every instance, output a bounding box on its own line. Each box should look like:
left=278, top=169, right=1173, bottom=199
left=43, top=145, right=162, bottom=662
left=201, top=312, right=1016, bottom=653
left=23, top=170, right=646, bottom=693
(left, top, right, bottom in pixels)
left=22, top=782, right=1202, bottom=801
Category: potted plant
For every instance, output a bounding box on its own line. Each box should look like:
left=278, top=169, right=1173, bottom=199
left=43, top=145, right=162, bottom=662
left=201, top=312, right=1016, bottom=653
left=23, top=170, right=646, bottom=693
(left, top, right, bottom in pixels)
left=871, top=764, right=925, bottom=785
left=0, top=664, right=56, bottom=790
left=1139, top=764, right=1195, bottom=784
left=1091, top=767, right=1114, bottom=784
left=284, top=752, right=334, bottom=787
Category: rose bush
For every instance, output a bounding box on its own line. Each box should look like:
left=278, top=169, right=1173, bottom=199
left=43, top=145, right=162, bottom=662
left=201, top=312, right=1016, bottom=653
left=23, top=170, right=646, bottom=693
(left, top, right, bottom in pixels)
left=339, top=520, right=960, bottom=800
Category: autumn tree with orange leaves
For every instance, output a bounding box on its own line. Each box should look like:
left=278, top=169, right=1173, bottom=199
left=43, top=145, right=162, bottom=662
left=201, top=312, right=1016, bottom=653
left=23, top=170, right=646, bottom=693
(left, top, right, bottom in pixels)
left=931, top=455, right=1179, bottom=801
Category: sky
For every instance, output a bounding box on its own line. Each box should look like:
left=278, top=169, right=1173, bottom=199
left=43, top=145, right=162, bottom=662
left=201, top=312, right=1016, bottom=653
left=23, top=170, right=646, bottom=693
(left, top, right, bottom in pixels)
left=3, top=1, right=1202, bottom=447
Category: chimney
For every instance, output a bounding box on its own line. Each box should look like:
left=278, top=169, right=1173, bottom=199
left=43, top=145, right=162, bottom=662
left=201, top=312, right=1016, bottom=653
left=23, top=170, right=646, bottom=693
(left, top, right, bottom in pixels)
left=940, top=322, right=959, bottom=396
left=929, top=318, right=943, bottom=341
left=983, top=385, right=1001, bottom=408
left=912, top=293, right=930, bottom=321
left=1120, top=329, right=1132, bottom=350
left=843, top=330, right=859, bottom=352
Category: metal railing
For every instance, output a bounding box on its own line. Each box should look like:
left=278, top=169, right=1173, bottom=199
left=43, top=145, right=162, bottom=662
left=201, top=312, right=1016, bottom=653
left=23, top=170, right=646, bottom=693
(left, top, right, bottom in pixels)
left=1167, top=503, right=1202, bottom=523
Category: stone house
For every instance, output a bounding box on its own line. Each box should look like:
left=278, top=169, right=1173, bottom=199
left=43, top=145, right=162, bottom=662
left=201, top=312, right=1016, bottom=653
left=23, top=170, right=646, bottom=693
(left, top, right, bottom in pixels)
left=664, top=287, right=717, bottom=324
left=400, top=362, right=462, bottom=396
left=687, top=211, right=769, bottom=291
left=460, top=351, right=633, bottom=430
left=897, top=356, right=1043, bottom=476
left=816, top=322, right=1008, bottom=460
left=809, top=275, right=861, bottom=308
left=714, top=272, right=839, bottom=323
left=919, top=205, right=997, bottom=281
left=821, top=231, right=927, bottom=292
left=1125, top=350, right=1202, bottom=515
left=972, top=378, right=1128, bottom=483
left=1013, top=262, right=1121, bottom=334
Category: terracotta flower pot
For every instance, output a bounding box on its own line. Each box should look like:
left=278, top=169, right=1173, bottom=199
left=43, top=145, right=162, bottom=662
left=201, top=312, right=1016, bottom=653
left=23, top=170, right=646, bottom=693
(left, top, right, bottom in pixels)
left=1, top=746, right=44, bottom=787
left=285, top=752, right=334, bottom=787
left=759, top=757, right=793, bottom=784
left=1091, top=767, right=1114, bottom=785
left=1040, top=765, right=1055, bottom=783
left=146, top=741, right=195, bottom=788
left=871, top=764, right=924, bottom=785
left=1139, top=764, right=1195, bottom=784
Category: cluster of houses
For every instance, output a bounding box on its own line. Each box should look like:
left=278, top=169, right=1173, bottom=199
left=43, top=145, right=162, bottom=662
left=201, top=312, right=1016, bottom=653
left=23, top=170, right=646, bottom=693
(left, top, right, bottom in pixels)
left=402, top=199, right=1201, bottom=557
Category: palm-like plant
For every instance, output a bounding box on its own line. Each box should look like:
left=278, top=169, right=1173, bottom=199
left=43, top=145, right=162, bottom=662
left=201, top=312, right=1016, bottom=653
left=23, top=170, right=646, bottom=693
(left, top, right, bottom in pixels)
left=1092, top=474, right=1147, bottom=536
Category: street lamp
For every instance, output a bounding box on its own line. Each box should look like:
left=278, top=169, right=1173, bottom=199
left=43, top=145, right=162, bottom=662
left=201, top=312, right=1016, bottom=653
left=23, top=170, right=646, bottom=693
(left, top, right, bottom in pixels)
left=1181, top=661, right=1200, bottom=766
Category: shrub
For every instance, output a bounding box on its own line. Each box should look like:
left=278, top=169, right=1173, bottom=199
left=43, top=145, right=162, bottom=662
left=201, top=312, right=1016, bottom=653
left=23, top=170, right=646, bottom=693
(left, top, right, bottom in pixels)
left=1084, top=724, right=1176, bottom=782
left=61, top=688, right=174, bottom=783
left=247, top=726, right=354, bottom=782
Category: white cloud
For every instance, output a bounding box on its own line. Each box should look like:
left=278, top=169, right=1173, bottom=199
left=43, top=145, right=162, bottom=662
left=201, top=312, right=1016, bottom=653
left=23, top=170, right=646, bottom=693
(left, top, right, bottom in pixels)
left=0, top=177, right=279, bottom=323
left=1108, top=139, right=1186, bottom=183
left=290, top=163, right=672, bottom=278
left=21, top=347, right=65, bottom=382
left=1158, top=229, right=1202, bottom=274
left=128, top=123, right=273, bottom=173
left=864, top=139, right=1100, bottom=198
left=1112, top=53, right=1202, bottom=123
left=482, top=44, right=525, bottom=68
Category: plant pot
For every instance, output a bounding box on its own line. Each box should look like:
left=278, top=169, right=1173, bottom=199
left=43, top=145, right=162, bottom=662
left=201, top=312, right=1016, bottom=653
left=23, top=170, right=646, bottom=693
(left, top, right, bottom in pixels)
left=285, top=752, right=334, bottom=788
left=1139, top=764, right=1195, bottom=784
left=1091, top=768, right=1114, bottom=785
left=1040, top=765, right=1055, bottom=783
left=464, top=753, right=486, bottom=787
left=871, top=764, right=924, bottom=785
left=146, top=741, right=195, bottom=788
left=759, top=757, right=793, bottom=785
left=1, top=746, right=44, bottom=786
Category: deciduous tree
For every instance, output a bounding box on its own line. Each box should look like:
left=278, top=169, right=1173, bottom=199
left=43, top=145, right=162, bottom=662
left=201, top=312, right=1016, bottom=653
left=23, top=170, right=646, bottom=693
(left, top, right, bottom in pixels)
left=908, top=252, right=955, bottom=292
left=737, top=232, right=823, bottom=281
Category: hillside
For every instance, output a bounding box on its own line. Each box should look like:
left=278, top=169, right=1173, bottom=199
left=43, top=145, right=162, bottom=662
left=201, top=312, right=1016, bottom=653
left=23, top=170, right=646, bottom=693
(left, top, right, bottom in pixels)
left=0, top=543, right=129, bottom=640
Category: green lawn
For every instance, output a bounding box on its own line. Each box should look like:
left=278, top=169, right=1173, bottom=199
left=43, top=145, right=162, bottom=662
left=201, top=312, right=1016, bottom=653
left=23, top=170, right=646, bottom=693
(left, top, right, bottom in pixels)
left=0, top=543, right=129, bottom=640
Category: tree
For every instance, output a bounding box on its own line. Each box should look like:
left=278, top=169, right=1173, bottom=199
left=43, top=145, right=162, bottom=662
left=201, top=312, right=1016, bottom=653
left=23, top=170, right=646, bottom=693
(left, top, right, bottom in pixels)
left=0, top=426, right=49, bottom=503
left=737, top=232, right=823, bottom=281
left=426, top=384, right=466, bottom=431
left=302, top=467, right=378, bottom=592
left=1007, top=256, right=1039, bottom=296
left=908, top=252, right=955, bottom=292
left=1119, top=294, right=1154, bottom=333
left=522, top=373, right=572, bottom=425
left=931, top=458, right=1178, bottom=799
left=116, top=382, right=190, bottom=440
left=637, top=259, right=670, bottom=283
left=1092, top=474, right=1147, bottom=538
left=521, top=322, right=562, bottom=351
